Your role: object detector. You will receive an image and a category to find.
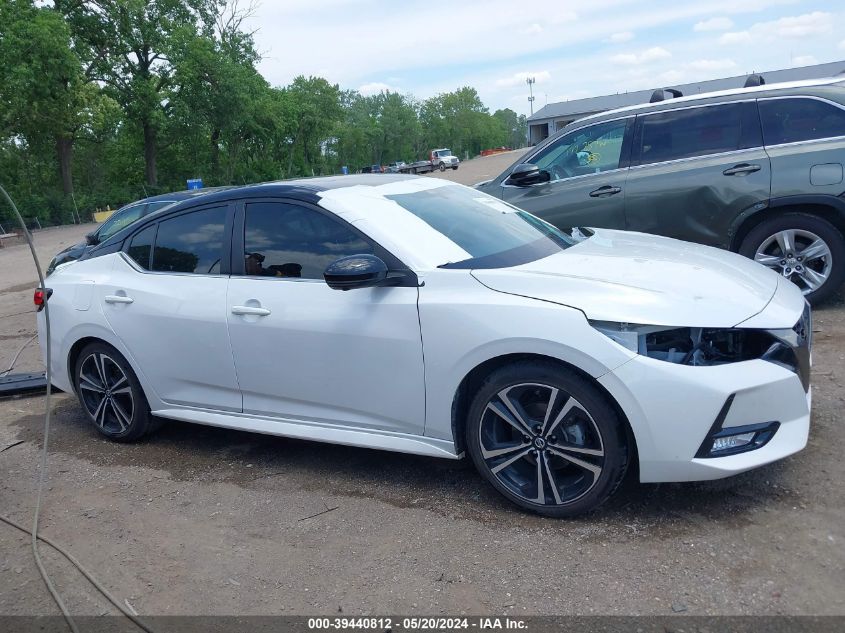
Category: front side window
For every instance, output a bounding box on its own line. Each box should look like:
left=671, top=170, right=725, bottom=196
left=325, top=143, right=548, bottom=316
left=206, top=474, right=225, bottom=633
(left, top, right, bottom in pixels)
left=533, top=119, right=628, bottom=181
left=98, top=204, right=146, bottom=242
left=759, top=97, right=845, bottom=145
left=243, top=202, right=373, bottom=280
left=386, top=185, right=574, bottom=269
left=151, top=206, right=227, bottom=274
left=635, top=103, right=742, bottom=165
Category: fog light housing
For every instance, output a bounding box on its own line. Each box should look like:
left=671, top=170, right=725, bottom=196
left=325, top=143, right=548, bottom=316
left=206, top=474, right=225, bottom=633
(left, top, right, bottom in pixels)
left=711, top=432, right=756, bottom=452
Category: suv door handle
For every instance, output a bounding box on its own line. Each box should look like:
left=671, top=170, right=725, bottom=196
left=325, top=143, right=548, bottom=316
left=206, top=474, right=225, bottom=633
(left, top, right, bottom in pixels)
left=589, top=185, right=622, bottom=197
left=104, top=295, right=134, bottom=304
left=231, top=305, right=271, bottom=316
left=723, top=163, right=761, bottom=176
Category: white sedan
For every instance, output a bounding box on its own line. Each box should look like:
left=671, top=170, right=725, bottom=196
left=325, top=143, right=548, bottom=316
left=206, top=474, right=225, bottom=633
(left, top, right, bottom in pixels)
left=38, top=175, right=812, bottom=516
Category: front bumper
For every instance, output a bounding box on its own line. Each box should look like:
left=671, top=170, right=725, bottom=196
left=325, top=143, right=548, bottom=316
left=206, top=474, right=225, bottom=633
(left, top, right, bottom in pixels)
left=599, top=355, right=811, bottom=482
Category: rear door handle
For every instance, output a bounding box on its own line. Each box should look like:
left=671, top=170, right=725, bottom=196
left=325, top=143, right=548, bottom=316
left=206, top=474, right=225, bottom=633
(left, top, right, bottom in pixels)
left=231, top=305, right=271, bottom=316
left=723, top=163, right=761, bottom=176
left=589, top=185, right=622, bottom=198
left=104, top=295, right=134, bottom=304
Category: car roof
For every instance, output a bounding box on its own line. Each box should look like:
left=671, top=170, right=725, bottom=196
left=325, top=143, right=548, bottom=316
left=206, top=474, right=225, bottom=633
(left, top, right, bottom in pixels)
left=574, top=77, right=845, bottom=126
left=120, top=175, right=423, bottom=223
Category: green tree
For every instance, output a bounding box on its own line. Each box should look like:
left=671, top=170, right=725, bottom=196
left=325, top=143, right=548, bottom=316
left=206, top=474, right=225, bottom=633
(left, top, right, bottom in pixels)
left=493, top=108, right=528, bottom=149
left=59, top=0, right=216, bottom=187
left=0, top=1, right=87, bottom=198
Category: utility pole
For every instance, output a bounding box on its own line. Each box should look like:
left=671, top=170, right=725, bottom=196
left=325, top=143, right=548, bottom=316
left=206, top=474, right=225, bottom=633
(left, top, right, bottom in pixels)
left=526, top=76, right=536, bottom=116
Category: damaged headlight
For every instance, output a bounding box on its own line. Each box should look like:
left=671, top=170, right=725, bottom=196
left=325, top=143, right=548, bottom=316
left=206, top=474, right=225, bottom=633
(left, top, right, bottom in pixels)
left=590, top=321, right=794, bottom=368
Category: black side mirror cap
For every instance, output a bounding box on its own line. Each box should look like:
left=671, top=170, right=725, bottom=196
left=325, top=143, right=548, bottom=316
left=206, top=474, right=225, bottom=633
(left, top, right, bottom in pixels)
left=324, top=254, right=390, bottom=291
left=85, top=232, right=98, bottom=246
left=505, top=163, right=549, bottom=187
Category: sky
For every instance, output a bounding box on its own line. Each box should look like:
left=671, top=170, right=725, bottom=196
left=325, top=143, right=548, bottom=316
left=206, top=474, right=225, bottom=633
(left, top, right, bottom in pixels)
left=244, top=0, right=844, bottom=116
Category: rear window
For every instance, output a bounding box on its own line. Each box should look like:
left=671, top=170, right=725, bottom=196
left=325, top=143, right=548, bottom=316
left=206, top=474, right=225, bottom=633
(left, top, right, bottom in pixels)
left=759, top=97, right=845, bottom=145
left=635, top=103, right=743, bottom=165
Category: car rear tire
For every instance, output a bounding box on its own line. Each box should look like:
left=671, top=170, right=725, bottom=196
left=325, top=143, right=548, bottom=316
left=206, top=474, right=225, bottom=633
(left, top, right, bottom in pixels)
left=466, top=360, right=629, bottom=517
left=73, top=342, right=159, bottom=442
left=739, top=213, right=845, bottom=304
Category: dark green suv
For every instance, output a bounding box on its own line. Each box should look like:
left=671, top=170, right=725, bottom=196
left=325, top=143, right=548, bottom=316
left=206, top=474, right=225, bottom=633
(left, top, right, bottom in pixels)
left=476, top=78, right=845, bottom=303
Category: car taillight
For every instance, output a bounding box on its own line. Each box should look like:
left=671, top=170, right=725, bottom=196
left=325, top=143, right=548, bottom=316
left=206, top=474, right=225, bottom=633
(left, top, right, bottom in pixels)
left=34, top=288, right=52, bottom=312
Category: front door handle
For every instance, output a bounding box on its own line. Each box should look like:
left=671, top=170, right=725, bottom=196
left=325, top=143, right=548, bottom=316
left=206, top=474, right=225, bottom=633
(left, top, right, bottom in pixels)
left=723, top=163, right=761, bottom=176
left=231, top=305, right=271, bottom=317
left=589, top=185, right=622, bottom=198
left=104, top=295, right=134, bottom=304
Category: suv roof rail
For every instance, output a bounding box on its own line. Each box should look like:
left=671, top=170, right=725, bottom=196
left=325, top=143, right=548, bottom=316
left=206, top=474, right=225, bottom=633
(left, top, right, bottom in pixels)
left=649, top=88, right=683, bottom=103
left=744, top=73, right=766, bottom=87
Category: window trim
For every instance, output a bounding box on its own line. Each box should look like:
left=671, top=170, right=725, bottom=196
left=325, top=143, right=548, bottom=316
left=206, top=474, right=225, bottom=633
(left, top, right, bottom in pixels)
left=630, top=100, right=760, bottom=168
left=756, top=95, right=845, bottom=149
left=231, top=197, right=418, bottom=286
left=120, top=202, right=234, bottom=277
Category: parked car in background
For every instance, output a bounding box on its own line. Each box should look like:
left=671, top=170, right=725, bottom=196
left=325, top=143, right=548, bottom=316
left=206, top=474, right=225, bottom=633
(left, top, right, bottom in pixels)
left=399, top=148, right=460, bottom=174
left=47, top=189, right=227, bottom=275
left=40, top=176, right=811, bottom=517
left=476, top=77, right=845, bottom=303
left=361, top=165, right=384, bottom=174
left=386, top=161, right=407, bottom=173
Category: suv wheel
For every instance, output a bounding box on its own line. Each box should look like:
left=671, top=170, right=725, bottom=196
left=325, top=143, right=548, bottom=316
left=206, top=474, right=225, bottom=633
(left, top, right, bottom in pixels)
left=466, top=361, right=629, bottom=517
left=739, top=213, right=845, bottom=304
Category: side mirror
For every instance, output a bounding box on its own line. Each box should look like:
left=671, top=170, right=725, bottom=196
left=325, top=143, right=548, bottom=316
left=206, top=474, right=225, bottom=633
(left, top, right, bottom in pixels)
left=85, top=232, right=99, bottom=246
left=505, top=163, right=549, bottom=187
left=324, top=254, right=389, bottom=291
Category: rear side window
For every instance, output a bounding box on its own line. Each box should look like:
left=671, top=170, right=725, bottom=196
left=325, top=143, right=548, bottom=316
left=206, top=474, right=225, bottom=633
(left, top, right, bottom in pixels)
left=243, top=202, right=373, bottom=280
left=151, top=206, right=227, bottom=274
left=127, top=224, right=155, bottom=270
left=635, top=103, right=743, bottom=165
left=759, top=98, right=845, bottom=145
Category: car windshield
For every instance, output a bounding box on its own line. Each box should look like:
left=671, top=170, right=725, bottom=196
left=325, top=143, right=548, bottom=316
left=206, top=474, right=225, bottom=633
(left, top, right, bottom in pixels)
left=385, top=186, right=576, bottom=269
left=435, top=150, right=451, bottom=157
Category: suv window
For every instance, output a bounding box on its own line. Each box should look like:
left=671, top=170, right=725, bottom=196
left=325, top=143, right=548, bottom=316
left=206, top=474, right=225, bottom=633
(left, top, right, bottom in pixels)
left=759, top=97, right=845, bottom=145
left=151, top=206, right=227, bottom=274
left=635, top=103, right=743, bottom=165
left=243, top=202, right=373, bottom=280
left=99, top=203, right=146, bottom=242
left=533, top=118, right=628, bottom=180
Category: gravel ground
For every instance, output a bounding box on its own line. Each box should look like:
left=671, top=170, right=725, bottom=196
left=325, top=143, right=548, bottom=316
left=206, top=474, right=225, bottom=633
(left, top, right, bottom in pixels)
left=1, top=160, right=843, bottom=618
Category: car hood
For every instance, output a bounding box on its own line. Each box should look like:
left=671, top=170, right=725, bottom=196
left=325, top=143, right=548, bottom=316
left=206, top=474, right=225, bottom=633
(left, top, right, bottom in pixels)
left=471, top=229, right=797, bottom=328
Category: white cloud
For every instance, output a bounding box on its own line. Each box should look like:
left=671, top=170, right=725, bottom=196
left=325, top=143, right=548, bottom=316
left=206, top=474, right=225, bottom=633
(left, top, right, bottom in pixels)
left=720, top=11, right=832, bottom=45
left=495, top=70, right=551, bottom=88
left=792, top=55, right=818, bottom=67
left=658, top=69, right=686, bottom=83
left=719, top=31, right=752, bottom=45
left=688, top=58, right=737, bottom=71
left=358, top=82, right=401, bottom=96
left=520, top=23, right=543, bottom=35
left=694, top=17, right=734, bottom=31
left=766, top=11, right=832, bottom=38
left=610, top=46, right=672, bottom=65
left=606, top=31, right=634, bottom=43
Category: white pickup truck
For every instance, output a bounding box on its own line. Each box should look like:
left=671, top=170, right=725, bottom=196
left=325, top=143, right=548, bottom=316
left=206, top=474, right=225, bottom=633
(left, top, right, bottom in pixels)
left=400, top=148, right=460, bottom=174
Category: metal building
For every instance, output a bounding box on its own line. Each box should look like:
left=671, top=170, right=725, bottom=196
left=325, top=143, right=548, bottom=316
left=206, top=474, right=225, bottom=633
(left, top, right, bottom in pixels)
left=526, top=60, right=845, bottom=145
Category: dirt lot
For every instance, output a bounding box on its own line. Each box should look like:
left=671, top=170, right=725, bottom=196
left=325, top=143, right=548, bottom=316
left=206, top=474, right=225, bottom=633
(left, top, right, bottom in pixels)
left=1, top=163, right=844, bottom=618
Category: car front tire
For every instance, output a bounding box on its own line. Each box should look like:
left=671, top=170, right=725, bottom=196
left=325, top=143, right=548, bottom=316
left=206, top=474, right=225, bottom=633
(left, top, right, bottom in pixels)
left=466, top=361, right=629, bottom=517
left=739, top=213, right=845, bottom=304
left=73, top=342, right=159, bottom=442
